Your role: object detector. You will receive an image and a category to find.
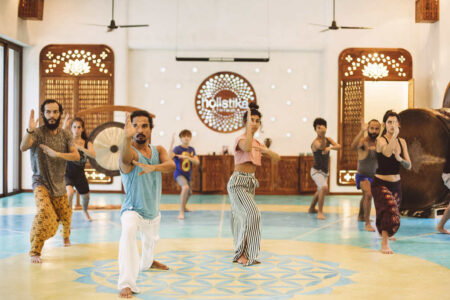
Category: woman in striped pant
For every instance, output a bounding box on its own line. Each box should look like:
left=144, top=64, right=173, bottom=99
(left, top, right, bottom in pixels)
left=227, top=103, right=280, bottom=266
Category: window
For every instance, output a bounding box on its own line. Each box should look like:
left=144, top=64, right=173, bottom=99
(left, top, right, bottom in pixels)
left=0, top=38, right=23, bottom=197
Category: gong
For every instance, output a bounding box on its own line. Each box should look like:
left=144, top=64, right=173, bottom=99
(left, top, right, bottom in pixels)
left=399, top=108, right=449, bottom=216
left=88, top=121, right=125, bottom=176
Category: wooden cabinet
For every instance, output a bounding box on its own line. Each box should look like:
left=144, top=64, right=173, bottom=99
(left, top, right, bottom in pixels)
left=162, top=155, right=318, bottom=195
left=299, top=156, right=317, bottom=193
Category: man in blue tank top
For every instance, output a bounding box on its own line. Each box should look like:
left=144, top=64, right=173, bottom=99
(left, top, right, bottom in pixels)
left=118, top=110, right=175, bottom=298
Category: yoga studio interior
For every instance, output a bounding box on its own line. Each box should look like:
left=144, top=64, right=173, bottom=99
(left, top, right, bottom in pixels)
left=0, top=0, right=449, bottom=299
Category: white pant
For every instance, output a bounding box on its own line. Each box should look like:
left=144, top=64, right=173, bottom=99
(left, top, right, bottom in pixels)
left=117, top=211, right=161, bottom=293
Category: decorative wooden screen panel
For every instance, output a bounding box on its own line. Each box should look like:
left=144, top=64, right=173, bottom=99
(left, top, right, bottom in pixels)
left=337, top=48, right=413, bottom=186
left=78, top=79, right=113, bottom=134
left=338, top=80, right=364, bottom=185
left=415, top=0, right=439, bottom=23
left=18, top=0, right=44, bottom=20
left=40, top=44, right=114, bottom=184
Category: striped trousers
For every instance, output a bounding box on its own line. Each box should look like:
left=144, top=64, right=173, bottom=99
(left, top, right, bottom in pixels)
left=227, top=172, right=260, bottom=266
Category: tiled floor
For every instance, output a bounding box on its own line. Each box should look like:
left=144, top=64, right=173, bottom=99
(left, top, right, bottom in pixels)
left=1, top=193, right=449, bottom=299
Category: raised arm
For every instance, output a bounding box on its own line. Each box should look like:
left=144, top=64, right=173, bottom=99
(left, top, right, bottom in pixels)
left=254, top=144, right=280, bottom=163
left=77, top=141, right=96, bottom=158
left=394, top=138, right=412, bottom=170
left=377, top=126, right=399, bottom=157
left=351, top=122, right=367, bottom=150
left=132, top=146, right=176, bottom=175
left=169, top=133, right=176, bottom=159
left=62, top=113, right=72, bottom=130
left=327, top=137, right=341, bottom=151
left=20, top=109, right=39, bottom=152
left=40, top=144, right=80, bottom=161
left=120, top=114, right=139, bottom=174
left=238, top=108, right=253, bottom=152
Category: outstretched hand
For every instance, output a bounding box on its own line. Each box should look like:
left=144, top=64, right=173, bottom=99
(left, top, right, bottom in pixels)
left=28, top=109, right=39, bottom=131
left=133, top=160, right=156, bottom=175
left=253, top=144, right=269, bottom=154
left=40, top=144, right=59, bottom=158
left=63, top=113, right=72, bottom=129
left=124, top=113, right=137, bottom=139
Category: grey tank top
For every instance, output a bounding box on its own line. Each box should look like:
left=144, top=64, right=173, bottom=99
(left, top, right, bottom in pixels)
left=312, top=138, right=331, bottom=173
left=357, top=149, right=378, bottom=177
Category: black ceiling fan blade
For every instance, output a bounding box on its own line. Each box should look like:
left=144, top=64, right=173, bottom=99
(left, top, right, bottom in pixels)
left=118, top=24, right=149, bottom=28
left=340, top=26, right=372, bottom=29
left=308, top=23, right=329, bottom=27
left=320, top=28, right=331, bottom=32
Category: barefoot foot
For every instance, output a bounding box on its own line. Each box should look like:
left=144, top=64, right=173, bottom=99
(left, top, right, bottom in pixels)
left=64, top=237, right=71, bottom=247
left=317, top=213, right=326, bottom=220
left=30, top=255, right=42, bottom=264
left=308, top=208, right=318, bottom=214
left=119, top=287, right=133, bottom=298
left=83, top=210, right=92, bottom=222
left=237, top=254, right=248, bottom=265
left=436, top=226, right=450, bottom=234
left=178, top=213, right=184, bottom=220
left=151, top=260, right=169, bottom=270
left=364, top=223, right=376, bottom=232
left=381, top=245, right=394, bottom=254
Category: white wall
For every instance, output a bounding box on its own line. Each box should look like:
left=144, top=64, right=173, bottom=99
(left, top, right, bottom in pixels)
left=128, top=50, right=323, bottom=156
left=1, top=0, right=448, bottom=193
left=364, top=81, right=409, bottom=122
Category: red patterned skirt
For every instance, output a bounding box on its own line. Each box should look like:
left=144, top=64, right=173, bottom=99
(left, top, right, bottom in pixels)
left=371, top=177, right=402, bottom=237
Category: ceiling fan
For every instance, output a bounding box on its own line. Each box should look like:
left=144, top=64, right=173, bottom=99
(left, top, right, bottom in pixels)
left=86, top=0, right=149, bottom=32
left=310, top=0, right=372, bottom=32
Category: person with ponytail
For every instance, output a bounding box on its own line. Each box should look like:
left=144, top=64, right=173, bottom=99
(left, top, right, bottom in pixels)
left=227, top=102, right=280, bottom=266
left=372, top=110, right=411, bottom=254
left=63, top=116, right=96, bottom=226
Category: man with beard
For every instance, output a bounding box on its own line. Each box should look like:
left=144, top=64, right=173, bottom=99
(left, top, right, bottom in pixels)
left=20, top=99, right=80, bottom=263
left=351, top=119, right=381, bottom=232
left=118, top=111, right=175, bottom=298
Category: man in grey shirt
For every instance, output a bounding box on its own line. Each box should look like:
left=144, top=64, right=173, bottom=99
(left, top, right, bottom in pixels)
left=20, top=99, right=79, bottom=263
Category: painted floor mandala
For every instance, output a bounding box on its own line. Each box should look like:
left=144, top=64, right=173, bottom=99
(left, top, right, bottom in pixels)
left=75, top=250, right=355, bottom=299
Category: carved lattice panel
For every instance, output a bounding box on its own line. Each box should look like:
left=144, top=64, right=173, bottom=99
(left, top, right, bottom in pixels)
left=42, top=78, right=76, bottom=117
left=78, top=79, right=113, bottom=134
left=338, top=80, right=364, bottom=185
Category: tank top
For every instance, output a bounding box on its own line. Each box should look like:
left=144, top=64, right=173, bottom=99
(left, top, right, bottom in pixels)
left=66, top=139, right=88, bottom=176
left=312, top=138, right=331, bottom=173
left=357, top=148, right=378, bottom=177
left=120, top=144, right=162, bottom=220
left=376, top=136, right=404, bottom=175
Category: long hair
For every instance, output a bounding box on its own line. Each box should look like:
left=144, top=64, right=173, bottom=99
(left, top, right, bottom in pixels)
left=72, top=117, right=88, bottom=141
left=381, top=110, right=400, bottom=136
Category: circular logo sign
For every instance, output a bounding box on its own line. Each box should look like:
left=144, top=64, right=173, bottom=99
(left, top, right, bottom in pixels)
left=195, top=72, right=257, bottom=133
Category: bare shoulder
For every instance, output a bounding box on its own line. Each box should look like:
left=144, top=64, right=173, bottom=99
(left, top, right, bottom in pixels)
left=156, top=145, right=167, bottom=152
left=399, top=138, right=408, bottom=147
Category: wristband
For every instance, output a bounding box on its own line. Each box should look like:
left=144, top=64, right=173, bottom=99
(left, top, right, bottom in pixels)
left=26, top=128, right=35, bottom=134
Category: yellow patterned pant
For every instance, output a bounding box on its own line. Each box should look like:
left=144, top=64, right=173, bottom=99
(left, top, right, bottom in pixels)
left=29, top=185, right=72, bottom=257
